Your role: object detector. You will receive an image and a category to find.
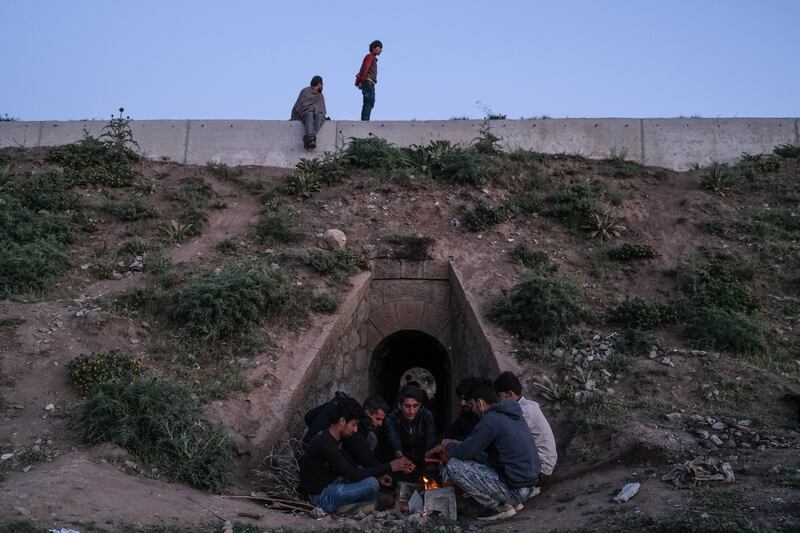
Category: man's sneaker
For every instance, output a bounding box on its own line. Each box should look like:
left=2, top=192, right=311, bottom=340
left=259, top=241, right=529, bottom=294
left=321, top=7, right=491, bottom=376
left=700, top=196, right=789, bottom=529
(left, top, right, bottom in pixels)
left=514, top=486, right=541, bottom=510
left=307, top=139, right=317, bottom=149
left=336, top=500, right=375, bottom=516
left=302, top=135, right=311, bottom=149
left=476, top=503, right=517, bottom=521
left=514, top=502, right=524, bottom=511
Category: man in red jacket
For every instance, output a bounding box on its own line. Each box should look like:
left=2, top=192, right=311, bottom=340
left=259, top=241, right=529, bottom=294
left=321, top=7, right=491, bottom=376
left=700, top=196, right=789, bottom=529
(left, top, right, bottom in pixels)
left=355, top=40, right=382, bottom=121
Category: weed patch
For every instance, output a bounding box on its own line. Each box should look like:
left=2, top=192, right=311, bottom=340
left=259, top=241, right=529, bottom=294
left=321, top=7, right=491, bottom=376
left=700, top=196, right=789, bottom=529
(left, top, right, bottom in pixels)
left=700, top=163, right=737, bottom=195
left=205, top=161, right=242, bottom=180
left=464, top=202, right=507, bottom=231
left=489, top=274, right=583, bottom=342
left=7, top=167, right=79, bottom=212
left=542, top=180, right=606, bottom=225
left=307, top=248, right=367, bottom=274
left=343, top=137, right=406, bottom=171
left=311, top=292, right=339, bottom=313
left=48, top=124, right=139, bottom=187
left=67, top=350, right=144, bottom=395
left=254, top=210, right=302, bottom=245
left=609, top=298, right=665, bottom=330
left=104, top=196, right=158, bottom=221
left=608, top=243, right=658, bottom=261
left=682, top=307, right=767, bottom=354
left=80, top=377, right=232, bottom=491
left=509, top=244, right=556, bottom=272
left=773, top=144, right=800, bottom=158
left=0, top=240, right=71, bottom=298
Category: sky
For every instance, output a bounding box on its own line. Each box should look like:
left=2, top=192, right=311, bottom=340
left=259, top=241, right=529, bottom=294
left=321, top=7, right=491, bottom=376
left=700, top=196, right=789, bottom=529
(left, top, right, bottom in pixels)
left=2, top=1, right=799, bottom=121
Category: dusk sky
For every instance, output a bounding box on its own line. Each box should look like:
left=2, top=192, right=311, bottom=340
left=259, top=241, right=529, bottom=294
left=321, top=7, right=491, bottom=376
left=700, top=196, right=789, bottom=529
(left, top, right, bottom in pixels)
left=2, top=1, right=799, bottom=121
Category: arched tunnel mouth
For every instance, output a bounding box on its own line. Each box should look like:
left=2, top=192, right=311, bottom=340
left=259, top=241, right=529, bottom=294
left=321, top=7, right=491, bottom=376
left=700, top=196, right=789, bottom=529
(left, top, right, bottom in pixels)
left=369, top=329, right=451, bottom=431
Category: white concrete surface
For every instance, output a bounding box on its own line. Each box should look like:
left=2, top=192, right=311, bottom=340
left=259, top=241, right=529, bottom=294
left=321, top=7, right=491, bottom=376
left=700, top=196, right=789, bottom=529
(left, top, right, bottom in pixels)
left=2, top=118, right=797, bottom=171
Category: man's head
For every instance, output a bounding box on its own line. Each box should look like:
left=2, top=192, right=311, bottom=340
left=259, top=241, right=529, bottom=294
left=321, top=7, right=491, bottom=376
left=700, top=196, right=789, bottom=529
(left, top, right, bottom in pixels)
left=363, top=394, right=389, bottom=428
left=466, top=383, right=497, bottom=417
left=369, top=40, right=383, bottom=55
left=310, top=75, right=323, bottom=92
left=493, top=371, right=523, bottom=401
left=397, top=385, right=425, bottom=422
left=331, top=396, right=364, bottom=438
left=455, top=377, right=485, bottom=410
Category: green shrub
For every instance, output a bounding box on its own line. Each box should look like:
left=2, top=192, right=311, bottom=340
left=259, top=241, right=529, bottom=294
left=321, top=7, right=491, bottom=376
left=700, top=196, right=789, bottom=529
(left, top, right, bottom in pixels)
left=109, top=285, right=169, bottom=318
left=80, top=377, right=232, bottom=491
left=700, top=163, right=737, bottom=194
left=343, top=137, right=405, bottom=170
left=0, top=204, right=73, bottom=245
left=744, top=207, right=800, bottom=240
left=7, top=168, right=79, bottom=212
left=0, top=240, right=71, bottom=298
left=676, top=261, right=760, bottom=315
left=609, top=298, right=664, bottom=329
left=464, top=202, right=506, bottom=231
left=169, top=264, right=308, bottom=340
left=48, top=135, right=139, bottom=187
left=773, top=144, right=800, bottom=158
left=166, top=176, right=214, bottom=234
left=215, top=238, right=238, bottom=255
left=254, top=210, right=302, bottom=245
left=608, top=243, right=658, bottom=261
left=614, top=328, right=656, bottom=356
left=573, top=393, right=621, bottom=433
left=286, top=166, right=321, bottom=198
left=431, top=148, right=484, bottom=186
left=489, top=274, right=583, bottom=341
left=67, top=350, right=144, bottom=395
left=509, top=244, right=555, bottom=272
left=0, top=521, right=47, bottom=533
left=682, top=307, right=767, bottom=354
left=403, top=140, right=458, bottom=177
left=307, top=248, right=367, bottom=274
left=542, top=180, right=606, bottom=225
left=312, top=293, right=339, bottom=313
left=104, top=196, right=157, bottom=221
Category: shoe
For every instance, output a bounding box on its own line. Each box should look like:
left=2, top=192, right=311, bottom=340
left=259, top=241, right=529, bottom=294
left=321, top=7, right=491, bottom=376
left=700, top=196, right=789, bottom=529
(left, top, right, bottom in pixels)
left=476, top=503, right=517, bottom=521
left=336, top=500, right=375, bottom=516
left=307, top=138, right=317, bottom=149
left=302, top=135, right=311, bottom=149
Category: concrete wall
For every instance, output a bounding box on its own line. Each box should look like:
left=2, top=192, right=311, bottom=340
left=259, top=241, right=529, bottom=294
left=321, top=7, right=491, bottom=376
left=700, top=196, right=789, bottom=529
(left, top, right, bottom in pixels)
left=2, top=118, right=797, bottom=172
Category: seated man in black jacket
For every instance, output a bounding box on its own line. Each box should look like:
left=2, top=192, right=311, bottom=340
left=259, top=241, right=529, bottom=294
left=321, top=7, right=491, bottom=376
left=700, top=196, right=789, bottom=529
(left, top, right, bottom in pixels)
left=443, top=377, right=486, bottom=440
left=299, top=397, right=414, bottom=513
left=383, top=385, right=436, bottom=474
left=303, top=393, right=389, bottom=468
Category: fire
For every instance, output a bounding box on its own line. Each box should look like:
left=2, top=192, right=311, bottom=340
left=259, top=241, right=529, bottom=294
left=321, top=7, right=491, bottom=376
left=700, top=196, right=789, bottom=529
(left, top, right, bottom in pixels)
left=422, top=476, right=440, bottom=490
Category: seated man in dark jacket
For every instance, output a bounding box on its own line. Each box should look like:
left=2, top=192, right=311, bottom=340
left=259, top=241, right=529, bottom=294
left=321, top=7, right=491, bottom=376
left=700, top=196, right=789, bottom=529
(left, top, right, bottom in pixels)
left=303, top=392, right=389, bottom=469
left=299, top=397, right=414, bottom=513
left=383, top=385, right=436, bottom=474
left=432, top=383, right=540, bottom=521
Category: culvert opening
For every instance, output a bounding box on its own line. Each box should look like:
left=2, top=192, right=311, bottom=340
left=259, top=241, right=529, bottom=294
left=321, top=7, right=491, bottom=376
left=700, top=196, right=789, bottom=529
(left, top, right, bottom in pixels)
left=369, top=329, right=451, bottom=431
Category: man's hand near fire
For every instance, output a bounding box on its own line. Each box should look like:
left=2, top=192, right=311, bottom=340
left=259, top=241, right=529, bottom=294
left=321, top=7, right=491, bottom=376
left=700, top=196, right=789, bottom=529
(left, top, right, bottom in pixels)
left=389, top=456, right=415, bottom=474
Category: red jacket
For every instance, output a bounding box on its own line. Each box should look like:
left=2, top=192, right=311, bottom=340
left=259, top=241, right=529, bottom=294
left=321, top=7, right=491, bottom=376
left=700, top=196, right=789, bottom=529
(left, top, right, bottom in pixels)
left=355, top=53, right=376, bottom=87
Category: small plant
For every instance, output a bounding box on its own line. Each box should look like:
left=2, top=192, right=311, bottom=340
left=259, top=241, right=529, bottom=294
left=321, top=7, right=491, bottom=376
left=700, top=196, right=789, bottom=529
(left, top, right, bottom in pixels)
left=614, top=328, right=656, bottom=356
left=67, top=350, right=145, bottom=395
left=700, top=163, right=737, bottom=195
left=773, top=143, right=800, bottom=158
left=682, top=307, right=766, bottom=354
left=80, top=377, right=233, bottom=492
left=608, top=243, right=658, bottom=261
left=119, top=236, right=149, bottom=257
left=609, top=298, right=664, bottom=330
left=105, top=196, right=157, bottom=221
left=533, top=375, right=574, bottom=410
left=0, top=240, right=71, bottom=298
left=7, top=167, right=79, bottom=212
left=464, top=202, right=507, bottom=231
left=432, top=147, right=484, bottom=185
left=489, top=274, right=583, bottom=342
left=16, top=447, right=52, bottom=466
left=583, top=212, right=626, bottom=241
left=307, top=248, right=367, bottom=274
left=311, top=293, right=339, bottom=313
left=205, top=161, right=242, bottom=180
left=254, top=210, right=302, bottom=245
left=215, top=238, right=238, bottom=255
left=343, top=136, right=406, bottom=170
left=542, top=180, right=606, bottom=225
left=0, top=316, right=25, bottom=327
left=161, top=220, right=194, bottom=244
left=286, top=161, right=322, bottom=198
left=473, top=119, right=503, bottom=155
left=509, top=244, right=555, bottom=272
left=99, top=107, right=140, bottom=155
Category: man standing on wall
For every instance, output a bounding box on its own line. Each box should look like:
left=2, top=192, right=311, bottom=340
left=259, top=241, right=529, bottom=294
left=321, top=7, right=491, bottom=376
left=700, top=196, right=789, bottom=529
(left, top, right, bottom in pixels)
left=291, top=75, right=327, bottom=150
left=355, top=40, right=382, bottom=121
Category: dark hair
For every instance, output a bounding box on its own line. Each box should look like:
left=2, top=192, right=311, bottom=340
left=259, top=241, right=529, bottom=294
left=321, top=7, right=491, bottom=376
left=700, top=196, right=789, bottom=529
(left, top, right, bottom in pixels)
left=369, top=40, right=383, bottom=52
left=455, top=377, right=484, bottom=399
left=333, top=396, right=364, bottom=424
left=363, top=394, right=389, bottom=414
left=466, top=383, right=497, bottom=405
left=397, top=384, right=425, bottom=406
left=310, top=75, right=323, bottom=87
left=493, top=371, right=522, bottom=396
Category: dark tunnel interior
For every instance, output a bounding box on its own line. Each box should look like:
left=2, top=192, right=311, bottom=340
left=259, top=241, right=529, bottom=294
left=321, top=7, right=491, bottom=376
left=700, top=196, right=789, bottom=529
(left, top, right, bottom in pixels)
left=369, top=329, right=451, bottom=431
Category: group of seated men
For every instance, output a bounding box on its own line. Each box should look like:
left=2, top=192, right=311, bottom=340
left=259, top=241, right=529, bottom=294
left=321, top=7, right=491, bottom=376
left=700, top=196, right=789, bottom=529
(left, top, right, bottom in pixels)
left=297, top=371, right=557, bottom=521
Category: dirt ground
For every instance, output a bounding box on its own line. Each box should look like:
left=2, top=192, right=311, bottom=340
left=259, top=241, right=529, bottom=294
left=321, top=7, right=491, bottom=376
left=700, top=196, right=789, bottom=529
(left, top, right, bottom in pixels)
left=1, top=147, right=799, bottom=532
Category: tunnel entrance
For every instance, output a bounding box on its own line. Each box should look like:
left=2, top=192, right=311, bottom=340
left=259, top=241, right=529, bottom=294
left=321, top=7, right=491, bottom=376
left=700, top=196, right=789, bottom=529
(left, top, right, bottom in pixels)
left=369, top=330, right=451, bottom=431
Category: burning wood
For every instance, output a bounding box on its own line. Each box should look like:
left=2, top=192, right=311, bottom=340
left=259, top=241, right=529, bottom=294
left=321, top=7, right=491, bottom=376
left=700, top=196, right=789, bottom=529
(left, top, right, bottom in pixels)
left=422, top=476, right=440, bottom=490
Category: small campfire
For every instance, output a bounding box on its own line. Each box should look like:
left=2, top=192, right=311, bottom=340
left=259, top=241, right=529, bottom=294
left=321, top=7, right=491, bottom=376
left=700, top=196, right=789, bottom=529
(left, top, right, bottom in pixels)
left=422, top=475, right=440, bottom=490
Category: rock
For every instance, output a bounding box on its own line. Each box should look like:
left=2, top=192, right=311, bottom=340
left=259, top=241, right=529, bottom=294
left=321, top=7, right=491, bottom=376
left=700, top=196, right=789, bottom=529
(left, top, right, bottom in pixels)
left=723, top=439, right=737, bottom=449
left=584, top=379, right=597, bottom=391
left=612, top=482, right=641, bottom=503
left=648, top=350, right=658, bottom=359
left=22, top=466, right=31, bottom=472
left=321, top=229, right=347, bottom=250
left=1, top=453, right=13, bottom=461
left=710, top=435, right=724, bottom=446
left=660, top=356, right=675, bottom=367
left=665, top=412, right=683, bottom=422
left=229, top=433, right=253, bottom=456
left=737, top=419, right=752, bottom=427
left=128, top=255, right=144, bottom=271
left=722, top=417, right=737, bottom=427
left=695, top=430, right=710, bottom=440
left=711, top=421, right=726, bottom=431
left=44, top=403, right=55, bottom=412
left=552, top=348, right=564, bottom=358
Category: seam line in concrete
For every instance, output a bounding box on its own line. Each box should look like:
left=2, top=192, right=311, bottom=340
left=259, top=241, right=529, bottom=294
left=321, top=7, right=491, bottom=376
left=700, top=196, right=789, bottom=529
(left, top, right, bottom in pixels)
left=639, top=119, right=645, bottom=164
left=183, top=119, right=191, bottom=164
left=795, top=118, right=799, bottom=146
left=36, top=121, right=44, bottom=147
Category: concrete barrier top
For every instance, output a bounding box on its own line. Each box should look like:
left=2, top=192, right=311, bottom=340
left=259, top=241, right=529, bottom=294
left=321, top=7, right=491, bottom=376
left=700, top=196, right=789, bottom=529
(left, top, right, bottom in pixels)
left=1, top=118, right=797, bottom=171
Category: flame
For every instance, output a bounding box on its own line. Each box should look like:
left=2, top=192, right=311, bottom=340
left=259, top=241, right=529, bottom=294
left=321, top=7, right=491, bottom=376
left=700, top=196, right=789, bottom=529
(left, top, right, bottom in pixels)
left=422, top=476, right=440, bottom=490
